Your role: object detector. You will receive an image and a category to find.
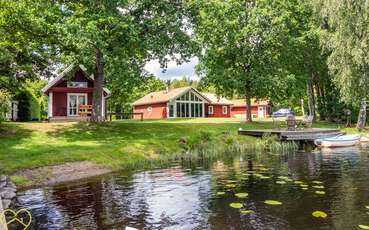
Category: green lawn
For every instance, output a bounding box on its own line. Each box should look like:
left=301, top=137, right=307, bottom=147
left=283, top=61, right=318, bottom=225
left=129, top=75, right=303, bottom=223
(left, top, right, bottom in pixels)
left=0, top=118, right=349, bottom=175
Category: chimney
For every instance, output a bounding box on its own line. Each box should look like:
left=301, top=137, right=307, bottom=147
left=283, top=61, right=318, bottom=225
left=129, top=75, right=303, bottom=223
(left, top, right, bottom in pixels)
left=165, top=80, right=171, bottom=93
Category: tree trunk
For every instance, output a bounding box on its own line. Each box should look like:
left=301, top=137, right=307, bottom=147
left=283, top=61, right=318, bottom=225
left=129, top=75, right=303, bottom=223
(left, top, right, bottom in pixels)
left=356, top=99, right=366, bottom=131
left=306, top=81, right=316, bottom=121
left=245, top=82, right=252, bottom=122
left=91, top=48, right=104, bottom=122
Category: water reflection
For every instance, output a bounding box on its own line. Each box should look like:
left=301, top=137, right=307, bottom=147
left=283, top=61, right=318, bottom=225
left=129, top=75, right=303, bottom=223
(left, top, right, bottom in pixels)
left=15, top=146, right=369, bottom=230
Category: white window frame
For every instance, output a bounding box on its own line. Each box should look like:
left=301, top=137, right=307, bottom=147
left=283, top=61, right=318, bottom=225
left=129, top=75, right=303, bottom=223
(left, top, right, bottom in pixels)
left=67, top=81, right=88, bottom=88
left=67, top=93, right=87, bottom=116
left=222, top=105, right=228, bottom=115
left=208, top=105, right=214, bottom=115
left=147, top=106, right=153, bottom=112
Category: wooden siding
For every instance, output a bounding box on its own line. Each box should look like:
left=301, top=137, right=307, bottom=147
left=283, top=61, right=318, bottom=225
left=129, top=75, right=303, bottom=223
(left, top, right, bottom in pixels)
left=133, top=103, right=167, bottom=119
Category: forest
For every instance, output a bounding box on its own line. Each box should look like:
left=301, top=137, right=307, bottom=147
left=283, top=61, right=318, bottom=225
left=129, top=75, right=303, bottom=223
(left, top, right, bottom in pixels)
left=0, top=0, right=368, bottom=125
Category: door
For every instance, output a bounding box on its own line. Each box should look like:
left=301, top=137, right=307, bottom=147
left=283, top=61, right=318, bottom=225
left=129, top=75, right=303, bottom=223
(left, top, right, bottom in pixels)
left=68, top=94, right=87, bottom=116
left=258, top=106, right=264, bottom=118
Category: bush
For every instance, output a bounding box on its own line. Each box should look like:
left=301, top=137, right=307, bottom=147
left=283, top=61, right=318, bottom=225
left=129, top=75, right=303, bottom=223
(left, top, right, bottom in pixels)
left=16, top=91, right=31, bottom=121
left=0, top=89, right=11, bottom=123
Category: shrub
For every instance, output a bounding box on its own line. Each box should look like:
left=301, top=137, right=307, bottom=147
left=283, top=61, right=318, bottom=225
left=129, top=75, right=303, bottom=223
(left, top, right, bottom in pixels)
left=16, top=91, right=31, bottom=121
left=0, top=89, right=11, bottom=123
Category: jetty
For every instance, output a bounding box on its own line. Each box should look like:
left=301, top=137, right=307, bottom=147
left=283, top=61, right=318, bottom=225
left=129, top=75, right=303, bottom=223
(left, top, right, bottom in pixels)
left=238, top=128, right=342, bottom=141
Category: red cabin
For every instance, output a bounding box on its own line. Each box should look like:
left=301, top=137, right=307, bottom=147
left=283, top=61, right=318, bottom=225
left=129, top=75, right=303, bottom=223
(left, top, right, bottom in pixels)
left=41, top=64, right=111, bottom=121
left=133, top=87, right=272, bottom=120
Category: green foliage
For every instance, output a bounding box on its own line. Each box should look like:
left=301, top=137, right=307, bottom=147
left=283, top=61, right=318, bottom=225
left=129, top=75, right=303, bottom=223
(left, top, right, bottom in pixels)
left=0, top=89, right=11, bottom=123
left=312, top=0, right=369, bottom=105
left=16, top=91, right=31, bottom=121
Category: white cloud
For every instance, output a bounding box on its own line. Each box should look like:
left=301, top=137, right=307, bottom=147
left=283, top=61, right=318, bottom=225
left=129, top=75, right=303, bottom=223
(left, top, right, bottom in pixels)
left=144, top=57, right=199, bottom=80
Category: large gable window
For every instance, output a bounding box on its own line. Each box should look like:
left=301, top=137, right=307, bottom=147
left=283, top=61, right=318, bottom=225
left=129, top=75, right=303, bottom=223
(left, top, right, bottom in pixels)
left=67, top=81, right=87, bottom=88
left=170, top=90, right=204, bottom=118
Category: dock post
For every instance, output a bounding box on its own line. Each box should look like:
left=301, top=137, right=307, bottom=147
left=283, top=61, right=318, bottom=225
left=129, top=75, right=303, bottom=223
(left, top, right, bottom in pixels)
left=0, top=197, right=8, bottom=230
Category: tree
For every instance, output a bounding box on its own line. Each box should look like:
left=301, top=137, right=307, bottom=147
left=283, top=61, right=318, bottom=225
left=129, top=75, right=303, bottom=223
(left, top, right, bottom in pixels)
left=54, top=0, right=196, bottom=122
left=191, top=0, right=308, bottom=122
left=0, top=0, right=59, bottom=92
left=312, top=0, right=369, bottom=129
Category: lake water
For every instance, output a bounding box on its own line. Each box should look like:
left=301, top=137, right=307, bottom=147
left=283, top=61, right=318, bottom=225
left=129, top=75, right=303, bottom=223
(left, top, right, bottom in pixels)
left=14, top=146, right=369, bottom=230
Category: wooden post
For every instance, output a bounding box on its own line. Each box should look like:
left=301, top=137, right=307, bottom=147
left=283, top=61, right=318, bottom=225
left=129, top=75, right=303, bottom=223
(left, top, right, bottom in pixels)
left=0, top=196, right=8, bottom=230
left=140, top=113, right=143, bottom=121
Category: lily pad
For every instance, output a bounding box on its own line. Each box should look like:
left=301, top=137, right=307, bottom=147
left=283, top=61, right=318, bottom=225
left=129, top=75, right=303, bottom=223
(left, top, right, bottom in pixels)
left=264, top=200, right=283, bottom=205
left=260, top=176, right=271, bottom=179
left=235, top=193, right=249, bottom=198
left=358, top=225, right=369, bottom=230
left=254, top=173, right=264, bottom=178
left=300, top=184, right=309, bottom=188
left=366, top=206, right=369, bottom=209
left=294, top=181, right=304, bottom=184
left=312, top=185, right=325, bottom=189
left=226, top=180, right=238, bottom=183
left=278, top=176, right=289, bottom=180
left=315, top=191, right=326, bottom=195
left=301, top=187, right=308, bottom=190
left=229, top=202, right=243, bottom=209
left=312, top=180, right=323, bottom=184
left=226, top=184, right=237, bottom=188
left=217, top=192, right=225, bottom=195
left=312, top=211, right=328, bottom=218
left=240, top=210, right=255, bottom=214
left=276, top=181, right=287, bottom=185
left=259, top=167, right=269, bottom=171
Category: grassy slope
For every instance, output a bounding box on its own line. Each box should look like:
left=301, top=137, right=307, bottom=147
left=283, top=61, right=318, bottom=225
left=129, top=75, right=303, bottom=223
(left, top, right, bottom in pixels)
left=0, top=118, right=346, bottom=175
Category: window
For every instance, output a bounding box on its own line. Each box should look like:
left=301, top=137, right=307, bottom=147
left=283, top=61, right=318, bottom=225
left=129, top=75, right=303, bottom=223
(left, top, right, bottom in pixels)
left=67, top=81, right=88, bottom=88
left=222, top=106, right=228, bottom=115
left=169, top=105, right=174, bottom=117
left=147, top=106, right=152, bottom=112
left=208, top=105, right=214, bottom=115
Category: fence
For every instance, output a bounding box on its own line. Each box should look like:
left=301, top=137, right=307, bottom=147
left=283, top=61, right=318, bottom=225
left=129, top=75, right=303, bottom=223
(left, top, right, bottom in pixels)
left=0, top=197, right=8, bottom=230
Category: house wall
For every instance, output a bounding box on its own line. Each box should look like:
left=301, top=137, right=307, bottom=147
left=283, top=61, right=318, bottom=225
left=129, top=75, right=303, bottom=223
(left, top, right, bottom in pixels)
left=133, top=103, right=167, bottom=119
left=52, top=92, right=93, bottom=117
left=206, top=104, right=231, bottom=118
left=231, top=106, right=263, bottom=118
left=54, top=69, right=93, bottom=88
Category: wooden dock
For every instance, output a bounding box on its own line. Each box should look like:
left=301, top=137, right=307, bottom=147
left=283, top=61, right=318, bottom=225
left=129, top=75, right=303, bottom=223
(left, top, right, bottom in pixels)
left=238, top=128, right=342, bottom=141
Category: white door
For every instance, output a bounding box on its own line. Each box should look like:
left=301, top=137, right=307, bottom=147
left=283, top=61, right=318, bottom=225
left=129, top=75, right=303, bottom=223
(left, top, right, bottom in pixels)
left=258, top=106, right=264, bottom=118
left=68, top=94, right=87, bottom=116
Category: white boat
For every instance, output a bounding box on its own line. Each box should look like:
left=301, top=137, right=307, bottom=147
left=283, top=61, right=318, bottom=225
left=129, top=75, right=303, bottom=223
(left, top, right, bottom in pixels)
left=314, top=134, right=360, bottom=148
left=360, top=135, right=369, bottom=142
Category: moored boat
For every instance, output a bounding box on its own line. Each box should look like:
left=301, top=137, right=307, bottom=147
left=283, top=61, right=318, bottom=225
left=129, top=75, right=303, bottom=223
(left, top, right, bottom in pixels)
left=314, top=134, right=360, bottom=148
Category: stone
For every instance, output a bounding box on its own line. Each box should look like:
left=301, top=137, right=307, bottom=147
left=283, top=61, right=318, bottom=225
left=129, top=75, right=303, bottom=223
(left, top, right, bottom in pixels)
left=0, top=175, right=6, bottom=182
left=6, top=181, right=16, bottom=189
left=0, top=181, right=6, bottom=188
left=0, top=188, right=16, bottom=200
left=1, top=199, right=11, bottom=209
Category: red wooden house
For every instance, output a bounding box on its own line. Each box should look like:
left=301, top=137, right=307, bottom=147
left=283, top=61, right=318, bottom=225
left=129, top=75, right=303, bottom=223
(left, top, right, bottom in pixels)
left=230, top=98, right=272, bottom=118
left=41, top=64, right=111, bottom=121
left=132, top=86, right=272, bottom=120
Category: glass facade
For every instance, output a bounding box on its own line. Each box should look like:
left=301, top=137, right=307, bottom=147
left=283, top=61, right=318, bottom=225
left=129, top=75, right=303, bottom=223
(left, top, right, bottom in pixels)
left=169, top=90, right=204, bottom=118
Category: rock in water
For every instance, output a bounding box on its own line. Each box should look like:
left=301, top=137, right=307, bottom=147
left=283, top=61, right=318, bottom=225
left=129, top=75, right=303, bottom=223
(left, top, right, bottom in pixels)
left=0, top=175, right=6, bottom=182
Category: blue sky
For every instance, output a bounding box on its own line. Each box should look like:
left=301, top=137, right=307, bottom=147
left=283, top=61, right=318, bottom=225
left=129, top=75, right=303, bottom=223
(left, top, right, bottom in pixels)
left=144, top=57, right=199, bottom=80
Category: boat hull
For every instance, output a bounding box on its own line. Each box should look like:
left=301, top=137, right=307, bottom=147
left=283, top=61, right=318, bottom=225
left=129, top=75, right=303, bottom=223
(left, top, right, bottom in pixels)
left=315, top=134, right=360, bottom=148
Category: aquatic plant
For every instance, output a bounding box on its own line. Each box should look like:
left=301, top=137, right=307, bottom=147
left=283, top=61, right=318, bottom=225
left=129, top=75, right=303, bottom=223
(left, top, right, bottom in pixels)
left=240, top=210, right=254, bottom=214
left=229, top=203, right=243, bottom=209
left=235, top=193, right=249, bottom=198
left=358, top=225, right=369, bottom=229
left=312, top=211, right=327, bottom=218
left=217, top=192, right=225, bottom=195
left=315, top=191, right=326, bottom=195
left=264, top=200, right=283, bottom=205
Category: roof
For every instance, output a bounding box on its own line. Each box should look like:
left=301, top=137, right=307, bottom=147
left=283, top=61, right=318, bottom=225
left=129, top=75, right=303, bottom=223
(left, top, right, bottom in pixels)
left=132, top=87, right=210, bottom=106
left=202, top=93, right=233, bottom=105
left=231, top=98, right=269, bottom=107
left=41, top=64, right=111, bottom=96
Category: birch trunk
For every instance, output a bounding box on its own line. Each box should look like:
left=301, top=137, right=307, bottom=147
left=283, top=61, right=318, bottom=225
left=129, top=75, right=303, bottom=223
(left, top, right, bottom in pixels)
left=356, top=99, right=366, bottom=131
left=306, top=81, right=316, bottom=120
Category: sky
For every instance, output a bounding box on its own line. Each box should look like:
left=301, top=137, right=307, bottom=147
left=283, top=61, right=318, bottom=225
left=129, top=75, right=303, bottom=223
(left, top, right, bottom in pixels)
left=144, top=57, right=199, bottom=81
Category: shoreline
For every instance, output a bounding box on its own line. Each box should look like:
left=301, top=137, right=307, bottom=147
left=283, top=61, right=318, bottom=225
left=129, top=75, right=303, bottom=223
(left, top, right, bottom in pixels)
left=12, top=161, right=112, bottom=189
